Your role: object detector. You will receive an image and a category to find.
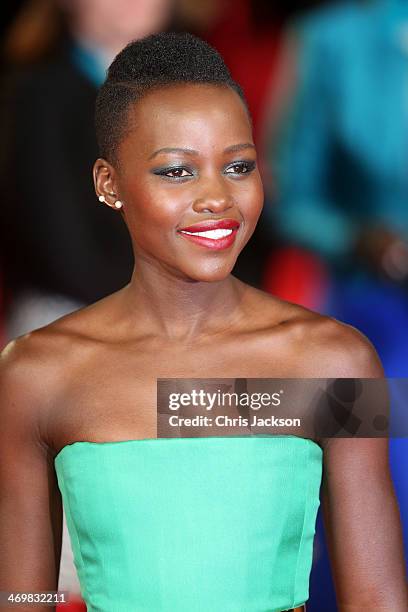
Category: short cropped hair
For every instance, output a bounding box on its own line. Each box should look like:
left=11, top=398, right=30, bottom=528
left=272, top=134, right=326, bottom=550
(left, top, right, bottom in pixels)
left=95, top=31, right=248, bottom=164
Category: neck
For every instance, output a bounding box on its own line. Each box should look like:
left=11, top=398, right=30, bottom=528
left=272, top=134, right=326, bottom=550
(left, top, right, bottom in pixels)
left=121, top=261, right=247, bottom=343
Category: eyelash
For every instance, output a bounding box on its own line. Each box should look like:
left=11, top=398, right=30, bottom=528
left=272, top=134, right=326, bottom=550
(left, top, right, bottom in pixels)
left=153, top=160, right=256, bottom=180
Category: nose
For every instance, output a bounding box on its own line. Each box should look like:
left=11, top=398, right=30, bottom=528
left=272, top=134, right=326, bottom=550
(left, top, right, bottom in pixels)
left=192, top=179, right=235, bottom=215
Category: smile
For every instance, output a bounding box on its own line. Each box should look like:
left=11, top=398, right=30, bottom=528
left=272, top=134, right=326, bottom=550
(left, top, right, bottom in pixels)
left=177, top=218, right=240, bottom=250
left=180, top=228, right=233, bottom=239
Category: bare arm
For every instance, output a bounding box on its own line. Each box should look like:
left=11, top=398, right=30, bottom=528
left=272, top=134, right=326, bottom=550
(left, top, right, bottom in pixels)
left=0, top=339, right=62, bottom=611
left=319, top=326, right=408, bottom=610
left=322, top=436, right=407, bottom=611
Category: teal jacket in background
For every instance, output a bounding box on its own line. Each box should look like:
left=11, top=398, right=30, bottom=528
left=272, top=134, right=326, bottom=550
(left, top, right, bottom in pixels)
left=270, top=0, right=408, bottom=267
left=265, top=6, right=408, bottom=594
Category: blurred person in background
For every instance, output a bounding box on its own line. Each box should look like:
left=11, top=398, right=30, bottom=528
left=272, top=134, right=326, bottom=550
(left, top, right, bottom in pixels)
left=0, top=0, right=173, bottom=342
left=268, top=0, right=408, bottom=374
left=265, top=0, right=408, bottom=608
left=0, top=1, right=173, bottom=606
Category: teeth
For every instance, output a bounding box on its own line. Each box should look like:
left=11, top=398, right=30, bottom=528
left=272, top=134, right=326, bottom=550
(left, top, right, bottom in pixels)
left=181, top=228, right=234, bottom=239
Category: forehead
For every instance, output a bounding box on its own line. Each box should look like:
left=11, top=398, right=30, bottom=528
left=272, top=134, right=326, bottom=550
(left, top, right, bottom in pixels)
left=118, top=83, right=253, bottom=160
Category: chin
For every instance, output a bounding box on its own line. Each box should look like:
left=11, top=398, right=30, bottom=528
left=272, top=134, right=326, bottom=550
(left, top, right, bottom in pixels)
left=184, top=261, right=236, bottom=283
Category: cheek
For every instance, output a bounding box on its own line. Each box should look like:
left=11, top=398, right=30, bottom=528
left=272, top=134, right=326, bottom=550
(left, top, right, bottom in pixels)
left=237, top=175, right=264, bottom=225
left=123, top=179, right=186, bottom=236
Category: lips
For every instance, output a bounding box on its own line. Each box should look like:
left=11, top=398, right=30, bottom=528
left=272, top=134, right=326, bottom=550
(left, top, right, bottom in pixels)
left=179, top=219, right=240, bottom=233
left=177, top=218, right=240, bottom=251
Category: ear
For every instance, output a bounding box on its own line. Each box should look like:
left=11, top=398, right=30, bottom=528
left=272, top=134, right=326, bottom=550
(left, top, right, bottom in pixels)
left=93, top=158, right=123, bottom=210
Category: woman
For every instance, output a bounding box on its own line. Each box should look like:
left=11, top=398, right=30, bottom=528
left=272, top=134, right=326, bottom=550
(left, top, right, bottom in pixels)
left=0, top=32, right=406, bottom=612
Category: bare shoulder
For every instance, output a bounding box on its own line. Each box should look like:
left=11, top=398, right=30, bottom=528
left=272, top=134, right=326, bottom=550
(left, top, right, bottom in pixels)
left=1, top=301, right=92, bottom=380
left=244, top=284, right=383, bottom=378
left=1, top=286, right=123, bottom=363
left=0, top=322, right=76, bottom=429
left=0, top=331, right=64, bottom=455
left=282, top=304, right=384, bottom=378
left=0, top=290, right=121, bottom=438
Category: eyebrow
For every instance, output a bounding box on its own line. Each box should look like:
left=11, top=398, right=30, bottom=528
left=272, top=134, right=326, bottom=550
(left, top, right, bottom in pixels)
left=148, top=147, right=198, bottom=160
left=224, top=143, right=256, bottom=154
left=148, top=143, right=255, bottom=161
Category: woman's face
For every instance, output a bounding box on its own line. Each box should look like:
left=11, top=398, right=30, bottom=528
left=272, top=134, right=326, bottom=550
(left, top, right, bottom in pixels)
left=95, top=83, right=264, bottom=283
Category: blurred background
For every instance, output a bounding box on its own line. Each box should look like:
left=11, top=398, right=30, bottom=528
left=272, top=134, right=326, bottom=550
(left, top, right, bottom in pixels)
left=1, top=1, right=407, bottom=610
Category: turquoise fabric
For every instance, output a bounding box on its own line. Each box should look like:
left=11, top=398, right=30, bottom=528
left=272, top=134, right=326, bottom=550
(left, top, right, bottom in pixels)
left=70, top=39, right=108, bottom=87
left=55, top=435, right=323, bottom=612
left=270, top=0, right=408, bottom=262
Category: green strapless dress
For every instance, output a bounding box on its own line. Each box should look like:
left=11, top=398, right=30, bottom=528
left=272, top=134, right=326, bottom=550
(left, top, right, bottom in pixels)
left=54, top=435, right=323, bottom=612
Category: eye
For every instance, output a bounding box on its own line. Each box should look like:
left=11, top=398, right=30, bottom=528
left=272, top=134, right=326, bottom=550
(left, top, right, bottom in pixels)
left=152, top=166, right=194, bottom=179
left=225, top=161, right=256, bottom=175
left=164, top=167, right=192, bottom=178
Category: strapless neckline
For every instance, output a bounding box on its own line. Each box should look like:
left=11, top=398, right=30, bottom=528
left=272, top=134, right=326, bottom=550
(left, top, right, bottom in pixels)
left=55, top=432, right=323, bottom=611
left=54, top=433, right=323, bottom=463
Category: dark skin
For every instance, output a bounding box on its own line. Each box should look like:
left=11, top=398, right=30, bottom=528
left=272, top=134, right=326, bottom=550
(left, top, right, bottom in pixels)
left=0, top=83, right=407, bottom=611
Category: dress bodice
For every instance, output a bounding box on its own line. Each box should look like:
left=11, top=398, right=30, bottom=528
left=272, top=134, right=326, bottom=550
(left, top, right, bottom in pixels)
left=54, top=435, right=323, bottom=612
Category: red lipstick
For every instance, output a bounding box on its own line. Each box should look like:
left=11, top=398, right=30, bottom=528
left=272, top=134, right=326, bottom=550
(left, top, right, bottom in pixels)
left=177, top=219, right=240, bottom=251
